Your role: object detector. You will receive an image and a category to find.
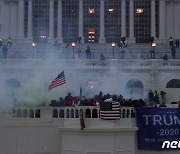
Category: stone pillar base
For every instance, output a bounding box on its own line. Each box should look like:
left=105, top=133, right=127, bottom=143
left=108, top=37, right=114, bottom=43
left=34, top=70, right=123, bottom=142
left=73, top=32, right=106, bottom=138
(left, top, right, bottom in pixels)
left=156, top=38, right=167, bottom=44
left=99, top=37, right=106, bottom=43
left=57, top=37, right=63, bottom=44
left=128, top=37, right=135, bottom=44
left=80, top=37, right=84, bottom=43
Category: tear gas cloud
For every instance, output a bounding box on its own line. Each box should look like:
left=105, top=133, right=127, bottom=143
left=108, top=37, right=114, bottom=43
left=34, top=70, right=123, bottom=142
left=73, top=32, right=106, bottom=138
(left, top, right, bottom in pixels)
left=0, top=45, right=144, bottom=109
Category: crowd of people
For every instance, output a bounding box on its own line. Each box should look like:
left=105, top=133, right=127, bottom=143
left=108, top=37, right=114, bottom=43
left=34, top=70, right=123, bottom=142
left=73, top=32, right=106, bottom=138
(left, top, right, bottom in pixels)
left=49, top=91, right=165, bottom=108
left=49, top=90, right=180, bottom=109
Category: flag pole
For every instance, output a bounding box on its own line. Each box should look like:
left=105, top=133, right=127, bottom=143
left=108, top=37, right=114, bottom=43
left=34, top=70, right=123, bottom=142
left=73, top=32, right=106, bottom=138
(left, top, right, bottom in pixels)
left=65, top=82, right=69, bottom=94
left=80, top=83, right=82, bottom=99
left=63, top=71, right=69, bottom=94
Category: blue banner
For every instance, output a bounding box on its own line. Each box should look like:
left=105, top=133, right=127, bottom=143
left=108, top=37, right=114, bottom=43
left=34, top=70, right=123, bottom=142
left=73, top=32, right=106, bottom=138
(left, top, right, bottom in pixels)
left=136, top=107, right=180, bottom=150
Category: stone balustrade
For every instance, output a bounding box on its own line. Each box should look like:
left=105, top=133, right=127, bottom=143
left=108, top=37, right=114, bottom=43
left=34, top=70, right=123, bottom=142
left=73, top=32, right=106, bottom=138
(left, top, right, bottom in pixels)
left=2, top=106, right=136, bottom=119
left=1, top=59, right=180, bottom=69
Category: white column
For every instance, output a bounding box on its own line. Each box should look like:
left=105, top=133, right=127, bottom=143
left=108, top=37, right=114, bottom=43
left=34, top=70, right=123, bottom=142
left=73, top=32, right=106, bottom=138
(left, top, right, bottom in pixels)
left=27, top=0, right=33, bottom=40
left=129, top=0, right=135, bottom=43
left=18, top=0, right=25, bottom=40
left=78, top=0, right=84, bottom=43
left=151, top=0, right=156, bottom=38
left=57, top=0, right=63, bottom=43
left=174, top=1, right=179, bottom=39
left=159, top=0, right=166, bottom=43
left=179, top=1, right=180, bottom=38
left=48, top=0, right=55, bottom=43
left=121, top=0, right=126, bottom=37
left=99, top=0, right=106, bottom=43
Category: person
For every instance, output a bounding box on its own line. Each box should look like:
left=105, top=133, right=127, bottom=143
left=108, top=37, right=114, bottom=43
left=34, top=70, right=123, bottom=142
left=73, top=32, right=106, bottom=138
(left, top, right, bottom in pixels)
left=100, top=54, right=106, bottom=60
left=7, top=37, right=12, bottom=46
left=160, top=91, right=166, bottom=104
left=85, top=45, right=91, bottom=59
left=171, top=45, right=176, bottom=59
left=154, top=90, right=160, bottom=105
left=118, top=41, right=122, bottom=48
left=168, top=37, right=174, bottom=47
left=80, top=109, right=85, bottom=130
left=148, top=90, right=154, bottom=106
left=0, top=38, right=3, bottom=46
left=175, top=39, right=179, bottom=48
left=163, top=54, right=168, bottom=60
left=2, top=45, right=8, bottom=59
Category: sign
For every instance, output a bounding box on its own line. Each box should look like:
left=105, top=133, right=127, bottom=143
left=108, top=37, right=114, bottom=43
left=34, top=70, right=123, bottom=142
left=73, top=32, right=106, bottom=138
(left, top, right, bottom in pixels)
left=136, top=107, right=180, bottom=150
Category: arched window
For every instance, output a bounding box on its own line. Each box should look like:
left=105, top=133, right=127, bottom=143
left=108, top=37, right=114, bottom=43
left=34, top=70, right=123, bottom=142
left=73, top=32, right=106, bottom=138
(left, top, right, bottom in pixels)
left=125, top=79, right=144, bottom=98
left=92, top=109, right=98, bottom=118
left=29, top=109, right=34, bottom=118
left=71, top=109, right=74, bottom=118
left=59, top=109, right=64, bottom=118
left=166, top=79, right=180, bottom=88
left=85, top=109, right=91, bottom=118
left=75, top=109, right=79, bottom=118
left=35, top=109, right=40, bottom=118
left=53, top=109, right=58, bottom=118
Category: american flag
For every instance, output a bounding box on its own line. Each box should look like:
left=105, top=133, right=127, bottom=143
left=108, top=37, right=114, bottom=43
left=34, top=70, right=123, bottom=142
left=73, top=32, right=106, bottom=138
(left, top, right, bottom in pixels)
left=48, top=71, right=66, bottom=91
left=100, top=101, right=120, bottom=120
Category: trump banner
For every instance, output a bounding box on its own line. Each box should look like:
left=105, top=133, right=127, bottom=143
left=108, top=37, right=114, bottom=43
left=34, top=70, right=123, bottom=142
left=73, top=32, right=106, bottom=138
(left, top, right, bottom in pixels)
left=136, top=107, right=180, bottom=150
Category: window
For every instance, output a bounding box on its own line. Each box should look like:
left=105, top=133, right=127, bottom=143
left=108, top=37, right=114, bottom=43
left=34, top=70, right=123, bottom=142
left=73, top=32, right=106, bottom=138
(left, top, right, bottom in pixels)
left=33, top=0, right=49, bottom=43
left=84, top=0, right=100, bottom=43
left=134, top=0, right=151, bottom=43
left=166, top=79, right=180, bottom=88
left=62, top=0, right=79, bottom=43
left=105, top=0, right=121, bottom=43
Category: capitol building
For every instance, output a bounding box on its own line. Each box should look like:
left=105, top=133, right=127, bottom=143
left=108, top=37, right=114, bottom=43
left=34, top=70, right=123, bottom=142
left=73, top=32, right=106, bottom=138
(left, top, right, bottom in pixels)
left=0, top=0, right=179, bottom=43
left=0, top=0, right=180, bottom=154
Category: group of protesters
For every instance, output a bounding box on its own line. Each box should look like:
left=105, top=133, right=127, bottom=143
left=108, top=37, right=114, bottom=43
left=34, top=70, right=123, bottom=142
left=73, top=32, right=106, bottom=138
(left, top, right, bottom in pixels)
left=148, top=90, right=167, bottom=106
left=168, top=37, right=179, bottom=59
left=49, top=92, right=147, bottom=108
left=0, top=37, right=13, bottom=59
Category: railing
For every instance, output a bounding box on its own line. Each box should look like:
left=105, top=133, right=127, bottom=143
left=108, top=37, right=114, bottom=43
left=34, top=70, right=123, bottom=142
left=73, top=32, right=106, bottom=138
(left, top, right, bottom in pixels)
left=1, top=59, right=180, bottom=68
left=1, top=44, right=180, bottom=60
left=10, top=106, right=136, bottom=119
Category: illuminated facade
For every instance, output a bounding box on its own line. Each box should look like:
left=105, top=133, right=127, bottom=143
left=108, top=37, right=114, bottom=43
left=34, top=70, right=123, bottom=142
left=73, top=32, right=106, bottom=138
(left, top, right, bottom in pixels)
left=0, top=0, right=180, bottom=44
